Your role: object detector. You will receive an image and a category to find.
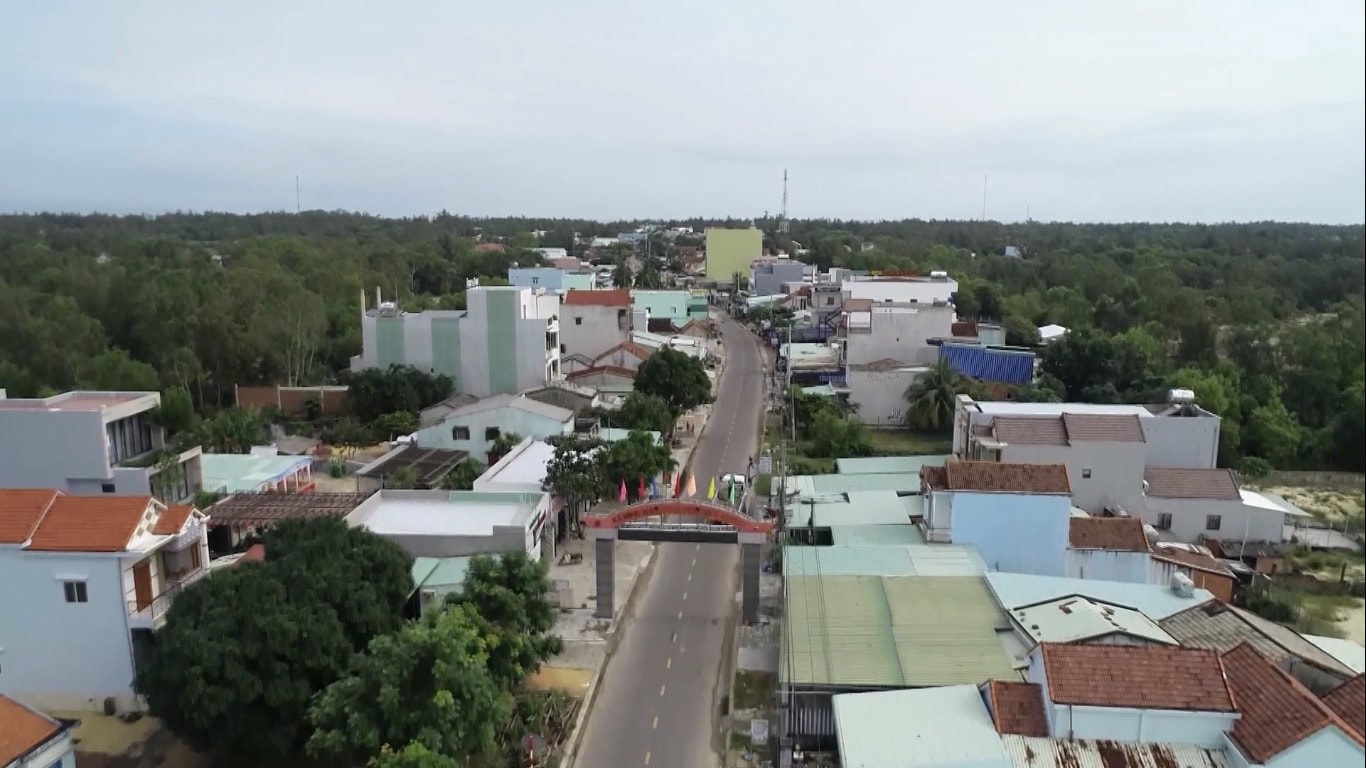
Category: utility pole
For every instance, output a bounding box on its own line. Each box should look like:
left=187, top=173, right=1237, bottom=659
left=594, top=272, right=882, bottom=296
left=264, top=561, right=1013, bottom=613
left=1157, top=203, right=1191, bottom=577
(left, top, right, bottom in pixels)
left=295, top=175, right=301, bottom=214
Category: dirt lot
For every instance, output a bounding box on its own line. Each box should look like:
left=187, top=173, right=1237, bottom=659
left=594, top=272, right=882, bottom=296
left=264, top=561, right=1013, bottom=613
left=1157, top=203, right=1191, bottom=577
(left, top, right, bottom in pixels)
left=54, top=712, right=209, bottom=768
left=1261, top=485, right=1365, bottom=524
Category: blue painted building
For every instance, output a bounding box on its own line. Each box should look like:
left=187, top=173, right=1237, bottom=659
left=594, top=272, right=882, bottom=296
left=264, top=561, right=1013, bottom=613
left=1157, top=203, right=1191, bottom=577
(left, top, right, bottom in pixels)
left=921, top=460, right=1073, bottom=576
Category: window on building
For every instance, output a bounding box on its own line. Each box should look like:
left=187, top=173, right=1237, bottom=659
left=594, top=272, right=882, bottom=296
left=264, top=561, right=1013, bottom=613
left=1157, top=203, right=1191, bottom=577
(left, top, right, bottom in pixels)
left=63, top=581, right=88, bottom=603
left=575, top=317, right=583, bottom=325
left=452, top=426, right=471, bottom=440
left=1156, top=514, right=1173, bottom=530
left=1081, top=468, right=1092, bottom=479
left=101, top=482, right=116, bottom=493
left=485, top=427, right=501, bottom=440
left=1205, top=515, right=1222, bottom=531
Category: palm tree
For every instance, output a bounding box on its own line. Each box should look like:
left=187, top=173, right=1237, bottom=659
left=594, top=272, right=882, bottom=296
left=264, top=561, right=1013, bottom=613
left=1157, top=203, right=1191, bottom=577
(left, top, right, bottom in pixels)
left=904, top=360, right=961, bottom=432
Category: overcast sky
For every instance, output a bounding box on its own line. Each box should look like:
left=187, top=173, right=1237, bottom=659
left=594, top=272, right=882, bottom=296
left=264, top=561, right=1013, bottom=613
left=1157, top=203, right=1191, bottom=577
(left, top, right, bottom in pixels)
left=1, top=1, right=1363, bottom=223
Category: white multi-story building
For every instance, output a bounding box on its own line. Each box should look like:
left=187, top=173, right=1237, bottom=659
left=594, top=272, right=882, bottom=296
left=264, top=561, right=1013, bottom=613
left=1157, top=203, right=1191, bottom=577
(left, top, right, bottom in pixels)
left=351, top=286, right=561, bottom=397
left=842, top=272, right=959, bottom=305
left=0, top=490, right=210, bottom=712
left=559, top=289, right=632, bottom=371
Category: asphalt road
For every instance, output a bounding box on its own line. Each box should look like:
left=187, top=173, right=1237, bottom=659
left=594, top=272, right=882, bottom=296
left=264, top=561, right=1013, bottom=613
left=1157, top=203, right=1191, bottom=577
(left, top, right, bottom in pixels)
left=574, top=313, right=766, bottom=768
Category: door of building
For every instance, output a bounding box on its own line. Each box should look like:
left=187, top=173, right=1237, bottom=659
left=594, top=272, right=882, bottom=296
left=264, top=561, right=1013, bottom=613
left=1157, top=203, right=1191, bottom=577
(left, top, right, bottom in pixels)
left=132, top=561, right=153, bottom=612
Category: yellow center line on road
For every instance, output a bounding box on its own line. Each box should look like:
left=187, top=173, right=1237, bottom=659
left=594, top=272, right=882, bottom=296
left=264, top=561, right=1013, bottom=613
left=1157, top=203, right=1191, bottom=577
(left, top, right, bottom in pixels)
left=683, top=591, right=688, bottom=600
left=666, top=657, right=672, bottom=669
left=677, top=611, right=683, bottom=620
left=691, top=557, right=697, bottom=567
left=659, top=684, right=667, bottom=697
left=645, top=750, right=652, bottom=765
left=687, top=572, right=693, bottom=581
left=671, top=631, right=677, bottom=643
left=653, top=715, right=659, bottom=729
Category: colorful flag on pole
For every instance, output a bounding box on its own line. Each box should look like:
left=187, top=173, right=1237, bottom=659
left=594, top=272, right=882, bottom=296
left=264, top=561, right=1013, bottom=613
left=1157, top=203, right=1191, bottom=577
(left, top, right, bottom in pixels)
left=638, top=476, right=646, bottom=500
left=728, top=479, right=736, bottom=504
left=686, top=473, right=697, bottom=498
left=618, top=480, right=627, bottom=502
left=706, top=476, right=716, bottom=500
left=650, top=477, right=659, bottom=499
left=673, top=470, right=685, bottom=498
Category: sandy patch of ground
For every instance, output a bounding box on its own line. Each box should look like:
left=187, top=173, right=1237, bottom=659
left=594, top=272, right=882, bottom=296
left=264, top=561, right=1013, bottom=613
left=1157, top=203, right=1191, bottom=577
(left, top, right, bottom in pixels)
left=526, top=666, right=593, bottom=698
left=50, top=711, right=159, bottom=754
left=1262, top=485, right=1365, bottom=523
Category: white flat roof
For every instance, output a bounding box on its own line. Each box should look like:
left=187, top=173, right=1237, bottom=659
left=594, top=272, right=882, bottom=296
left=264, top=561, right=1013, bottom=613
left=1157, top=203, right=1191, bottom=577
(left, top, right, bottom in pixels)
left=973, top=402, right=1153, bottom=418
left=1012, top=596, right=1178, bottom=646
left=477, top=440, right=554, bottom=489
left=833, top=685, right=1012, bottom=768
left=349, top=491, right=541, bottom=537
left=1241, top=489, right=1311, bottom=517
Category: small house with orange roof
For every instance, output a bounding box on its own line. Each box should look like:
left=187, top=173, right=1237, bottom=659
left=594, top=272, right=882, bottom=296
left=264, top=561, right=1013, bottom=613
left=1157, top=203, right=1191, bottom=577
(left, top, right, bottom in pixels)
left=0, top=489, right=209, bottom=713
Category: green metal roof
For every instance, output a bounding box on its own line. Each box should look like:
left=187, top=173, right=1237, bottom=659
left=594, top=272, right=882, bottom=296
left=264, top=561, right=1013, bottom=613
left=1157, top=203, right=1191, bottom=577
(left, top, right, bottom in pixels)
left=784, top=545, right=987, bottom=578
left=200, top=453, right=312, bottom=494
left=834, top=455, right=949, bottom=475
left=790, top=472, right=924, bottom=496
left=828, top=524, right=924, bottom=546
left=784, top=490, right=914, bottom=527
left=782, top=575, right=1019, bottom=688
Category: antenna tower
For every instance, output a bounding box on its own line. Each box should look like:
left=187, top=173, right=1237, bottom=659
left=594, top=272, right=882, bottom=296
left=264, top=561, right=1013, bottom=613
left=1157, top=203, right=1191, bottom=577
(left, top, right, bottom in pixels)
left=778, top=169, right=790, bottom=233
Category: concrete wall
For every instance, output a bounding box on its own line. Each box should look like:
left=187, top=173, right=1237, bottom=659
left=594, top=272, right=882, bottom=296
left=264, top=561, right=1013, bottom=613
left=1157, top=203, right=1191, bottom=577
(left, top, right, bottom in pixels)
left=1066, top=548, right=1151, bottom=583
left=508, top=267, right=569, bottom=290
left=845, top=367, right=923, bottom=427
left=752, top=261, right=806, bottom=296
left=951, top=492, right=1070, bottom=576
left=10, top=729, right=76, bottom=768
left=561, top=304, right=629, bottom=361
left=0, top=550, right=138, bottom=712
left=845, top=305, right=954, bottom=367
left=376, top=525, right=529, bottom=559
left=705, top=228, right=763, bottom=281
left=353, top=288, right=560, bottom=397
left=1148, top=557, right=1235, bottom=602
left=1141, top=497, right=1286, bottom=543
left=1001, top=442, right=1146, bottom=515
left=413, top=407, right=573, bottom=462
left=843, top=277, right=958, bottom=305
left=1140, top=415, right=1221, bottom=470
left=630, top=290, right=691, bottom=326
left=234, top=384, right=348, bottom=415
left=0, top=409, right=112, bottom=489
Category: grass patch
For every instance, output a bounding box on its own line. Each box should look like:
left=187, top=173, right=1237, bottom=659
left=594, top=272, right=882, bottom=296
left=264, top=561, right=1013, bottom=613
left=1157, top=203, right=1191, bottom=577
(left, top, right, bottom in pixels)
left=732, top=670, right=775, bottom=710
left=1285, top=547, right=1366, bottom=580
left=868, top=429, right=951, bottom=456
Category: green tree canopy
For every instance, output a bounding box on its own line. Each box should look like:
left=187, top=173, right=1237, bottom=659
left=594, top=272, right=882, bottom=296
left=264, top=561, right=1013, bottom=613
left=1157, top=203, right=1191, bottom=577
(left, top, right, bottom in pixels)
left=307, top=603, right=512, bottom=765
left=611, top=391, right=675, bottom=435
left=443, top=552, right=565, bottom=690
left=633, top=346, right=711, bottom=416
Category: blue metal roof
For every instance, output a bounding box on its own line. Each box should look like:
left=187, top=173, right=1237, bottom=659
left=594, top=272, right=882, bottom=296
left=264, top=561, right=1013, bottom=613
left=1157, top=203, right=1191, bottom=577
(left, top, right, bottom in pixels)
left=939, top=343, right=1035, bottom=385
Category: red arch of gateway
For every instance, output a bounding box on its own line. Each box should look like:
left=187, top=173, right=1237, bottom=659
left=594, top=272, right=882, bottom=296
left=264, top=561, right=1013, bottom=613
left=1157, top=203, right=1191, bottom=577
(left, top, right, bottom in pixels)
left=582, top=499, right=776, bottom=534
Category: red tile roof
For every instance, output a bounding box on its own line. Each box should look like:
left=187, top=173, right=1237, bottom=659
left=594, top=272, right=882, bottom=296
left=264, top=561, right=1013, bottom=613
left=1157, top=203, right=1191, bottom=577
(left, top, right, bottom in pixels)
left=566, top=365, right=637, bottom=381
left=152, top=504, right=194, bottom=536
left=1322, top=674, right=1365, bottom=743
left=1144, top=467, right=1241, bottom=500
left=240, top=543, right=267, bottom=563
left=0, top=489, right=60, bottom=544
left=842, top=298, right=874, bottom=312
left=0, top=694, right=64, bottom=765
left=991, top=417, right=1068, bottom=446
left=1151, top=546, right=1235, bottom=577
left=936, top=460, right=1072, bottom=495
left=26, top=495, right=152, bottom=552
left=473, top=242, right=505, bottom=253
left=1039, top=643, right=1236, bottom=712
left=594, top=341, right=652, bottom=362
left=1061, top=413, right=1146, bottom=443
left=563, top=288, right=630, bottom=307
left=1068, top=516, right=1150, bottom=552
left=986, top=681, right=1049, bottom=737
left=1222, top=643, right=1364, bottom=762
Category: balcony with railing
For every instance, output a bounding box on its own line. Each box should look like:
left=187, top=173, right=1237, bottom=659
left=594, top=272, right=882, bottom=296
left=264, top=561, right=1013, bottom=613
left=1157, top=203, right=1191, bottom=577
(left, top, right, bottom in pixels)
left=127, top=568, right=208, bottom=628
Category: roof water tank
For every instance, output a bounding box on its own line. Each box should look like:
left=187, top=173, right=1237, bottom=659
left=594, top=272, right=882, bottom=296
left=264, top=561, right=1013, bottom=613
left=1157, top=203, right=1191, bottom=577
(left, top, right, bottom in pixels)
left=1170, top=572, right=1196, bottom=598
left=1167, top=388, right=1196, bottom=405
left=929, top=270, right=949, bottom=279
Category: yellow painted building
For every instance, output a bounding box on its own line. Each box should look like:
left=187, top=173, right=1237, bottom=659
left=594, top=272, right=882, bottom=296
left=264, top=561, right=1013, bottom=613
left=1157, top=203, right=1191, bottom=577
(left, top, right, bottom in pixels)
left=704, top=228, right=764, bottom=281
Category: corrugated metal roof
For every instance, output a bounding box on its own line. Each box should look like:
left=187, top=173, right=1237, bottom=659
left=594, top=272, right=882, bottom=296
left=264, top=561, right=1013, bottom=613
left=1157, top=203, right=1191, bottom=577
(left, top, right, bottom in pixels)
left=1011, top=597, right=1178, bottom=646
left=1303, top=634, right=1366, bottom=674
left=999, top=736, right=1232, bottom=768
left=834, top=686, right=1013, bottom=768
left=834, top=454, right=950, bottom=475
left=795, top=473, right=925, bottom=496
left=784, top=544, right=986, bottom=578
left=829, top=524, right=924, bottom=546
left=201, top=453, right=312, bottom=494
left=1159, top=603, right=1356, bottom=677
left=984, top=572, right=1215, bottom=621
left=784, top=490, right=915, bottom=527
left=784, top=575, right=1019, bottom=687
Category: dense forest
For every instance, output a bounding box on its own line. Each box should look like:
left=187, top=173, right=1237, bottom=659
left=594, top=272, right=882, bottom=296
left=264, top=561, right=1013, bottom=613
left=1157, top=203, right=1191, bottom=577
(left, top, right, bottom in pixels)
left=0, top=212, right=1361, bottom=472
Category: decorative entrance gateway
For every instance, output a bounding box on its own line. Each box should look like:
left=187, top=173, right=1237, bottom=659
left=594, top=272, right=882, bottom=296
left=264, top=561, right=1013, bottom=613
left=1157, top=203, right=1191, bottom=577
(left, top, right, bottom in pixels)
left=583, top=498, right=776, bottom=622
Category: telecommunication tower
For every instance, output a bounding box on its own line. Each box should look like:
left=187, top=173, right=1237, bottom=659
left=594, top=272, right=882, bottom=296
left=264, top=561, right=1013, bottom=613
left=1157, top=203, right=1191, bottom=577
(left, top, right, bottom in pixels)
left=778, top=169, right=790, bottom=234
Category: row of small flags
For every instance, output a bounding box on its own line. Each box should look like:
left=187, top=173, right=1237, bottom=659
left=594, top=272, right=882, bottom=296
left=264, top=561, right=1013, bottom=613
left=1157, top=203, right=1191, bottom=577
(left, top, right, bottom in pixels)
left=616, top=469, right=738, bottom=503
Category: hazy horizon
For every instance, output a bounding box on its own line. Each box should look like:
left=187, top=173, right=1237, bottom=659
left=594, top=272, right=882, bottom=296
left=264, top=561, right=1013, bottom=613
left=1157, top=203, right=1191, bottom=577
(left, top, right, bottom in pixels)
left=2, top=1, right=1363, bottom=225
